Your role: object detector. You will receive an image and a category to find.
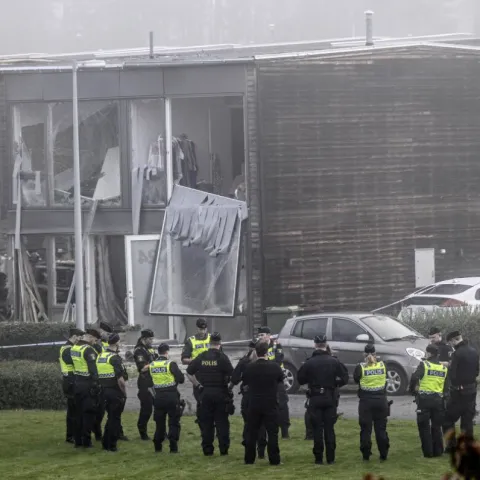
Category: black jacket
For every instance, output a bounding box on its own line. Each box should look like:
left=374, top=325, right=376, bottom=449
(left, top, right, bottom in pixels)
left=434, top=341, right=454, bottom=363
left=449, top=340, right=479, bottom=389
left=134, top=343, right=158, bottom=389
left=186, top=348, right=233, bottom=392
left=242, top=358, right=284, bottom=402
left=231, top=351, right=254, bottom=390
left=298, top=350, right=349, bottom=392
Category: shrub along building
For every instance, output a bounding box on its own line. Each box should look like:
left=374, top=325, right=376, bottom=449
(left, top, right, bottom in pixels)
left=1, top=33, right=480, bottom=339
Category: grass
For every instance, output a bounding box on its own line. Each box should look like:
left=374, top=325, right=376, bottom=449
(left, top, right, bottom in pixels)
left=0, top=411, right=465, bottom=480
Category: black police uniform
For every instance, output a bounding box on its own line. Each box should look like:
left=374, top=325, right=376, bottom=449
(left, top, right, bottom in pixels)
left=444, top=335, right=479, bottom=449
left=72, top=339, right=100, bottom=448
left=353, top=352, right=390, bottom=461
left=92, top=340, right=106, bottom=440
left=297, top=340, right=348, bottom=465
left=134, top=331, right=158, bottom=439
left=60, top=339, right=76, bottom=442
left=409, top=350, right=448, bottom=458
left=230, top=341, right=257, bottom=449
left=148, top=347, right=185, bottom=453
left=268, top=339, right=291, bottom=439
left=186, top=343, right=233, bottom=456
left=242, top=353, right=284, bottom=465
left=99, top=345, right=127, bottom=452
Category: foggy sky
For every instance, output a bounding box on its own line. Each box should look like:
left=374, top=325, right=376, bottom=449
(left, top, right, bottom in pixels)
left=0, top=0, right=478, bottom=56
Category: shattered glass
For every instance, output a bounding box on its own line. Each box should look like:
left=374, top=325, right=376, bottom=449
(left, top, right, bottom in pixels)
left=52, top=101, right=121, bottom=206
left=12, top=104, right=47, bottom=207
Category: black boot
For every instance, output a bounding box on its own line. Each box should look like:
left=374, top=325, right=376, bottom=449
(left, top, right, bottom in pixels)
left=169, top=441, right=178, bottom=454
left=140, top=432, right=150, bottom=441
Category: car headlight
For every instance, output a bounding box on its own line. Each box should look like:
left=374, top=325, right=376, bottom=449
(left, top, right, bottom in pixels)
left=406, top=348, right=424, bottom=360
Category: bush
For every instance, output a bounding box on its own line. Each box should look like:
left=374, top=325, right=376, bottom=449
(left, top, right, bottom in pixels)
left=0, top=360, right=65, bottom=410
left=0, top=322, right=76, bottom=362
left=403, top=308, right=480, bottom=351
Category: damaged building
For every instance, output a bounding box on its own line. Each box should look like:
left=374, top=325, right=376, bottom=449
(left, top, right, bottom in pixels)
left=1, top=33, right=480, bottom=339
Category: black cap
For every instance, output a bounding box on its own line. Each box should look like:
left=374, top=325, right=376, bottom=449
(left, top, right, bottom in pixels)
left=426, top=344, right=439, bottom=356
left=258, top=326, right=271, bottom=334
left=69, top=327, right=85, bottom=338
left=429, top=327, right=441, bottom=336
left=108, top=333, right=120, bottom=345
left=314, top=334, right=327, bottom=344
left=210, top=332, right=222, bottom=342
left=85, top=328, right=101, bottom=340
left=364, top=344, right=376, bottom=354
left=141, top=329, right=154, bottom=338
left=158, top=343, right=170, bottom=354
left=196, top=318, right=208, bottom=329
left=446, top=331, right=461, bottom=342
left=99, top=321, right=114, bottom=333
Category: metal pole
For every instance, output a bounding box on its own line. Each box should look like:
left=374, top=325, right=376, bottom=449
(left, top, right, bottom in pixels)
left=72, top=60, right=85, bottom=331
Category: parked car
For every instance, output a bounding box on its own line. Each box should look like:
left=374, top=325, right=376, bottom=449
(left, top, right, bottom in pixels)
left=397, top=277, right=480, bottom=321
left=278, top=312, right=428, bottom=395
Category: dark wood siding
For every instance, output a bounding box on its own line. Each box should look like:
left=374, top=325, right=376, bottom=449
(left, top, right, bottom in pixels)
left=258, top=46, right=480, bottom=311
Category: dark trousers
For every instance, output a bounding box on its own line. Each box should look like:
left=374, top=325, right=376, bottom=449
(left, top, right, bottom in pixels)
left=244, top=401, right=280, bottom=465
left=198, top=392, right=230, bottom=455
left=416, top=395, right=445, bottom=458
left=309, top=404, right=337, bottom=463
left=358, top=396, right=390, bottom=460
left=93, top=389, right=105, bottom=439
left=153, top=392, right=181, bottom=452
left=277, top=383, right=290, bottom=436
left=193, top=387, right=202, bottom=431
left=102, top=388, right=125, bottom=450
left=305, top=409, right=314, bottom=439
left=444, top=391, right=477, bottom=449
left=74, top=383, right=97, bottom=447
left=241, top=395, right=267, bottom=455
left=137, top=388, right=153, bottom=435
left=66, top=397, right=76, bottom=440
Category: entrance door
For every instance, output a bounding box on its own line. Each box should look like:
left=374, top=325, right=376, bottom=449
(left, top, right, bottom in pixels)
left=125, top=235, right=169, bottom=339
left=415, top=248, right=435, bottom=288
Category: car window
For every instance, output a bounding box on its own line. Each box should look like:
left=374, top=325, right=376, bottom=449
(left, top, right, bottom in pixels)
left=424, top=284, right=472, bottom=295
left=332, top=318, right=367, bottom=342
left=292, top=318, right=328, bottom=340
left=476, top=289, right=480, bottom=300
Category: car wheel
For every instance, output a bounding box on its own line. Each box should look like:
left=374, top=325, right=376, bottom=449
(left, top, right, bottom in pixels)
left=385, top=364, right=407, bottom=396
left=283, top=363, right=299, bottom=394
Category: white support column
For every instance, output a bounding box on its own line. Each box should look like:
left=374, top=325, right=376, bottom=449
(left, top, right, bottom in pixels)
left=85, top=236, right=97, bottom=325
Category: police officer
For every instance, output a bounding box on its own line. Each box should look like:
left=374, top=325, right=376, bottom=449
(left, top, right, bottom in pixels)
left=353, top=344, right=390, bottom=462
left=134, top=328, right=158, bottom=440
left=186, top=332, right=233, bottom=456
left=428, top=327, right=454, bottom=365
left=96, top=333, right=127, bottom=452
left=297, top=335, right=348, bottom=465
left=91, top=320, right=114, bottom=441
left=242, top=339, right=284, bottom=465
left=148, top=343, right=185, bottom=453
left=409, top=344, right=448, bottom=458
left=230, top=339, right=258, bottom=451
left=59, top=327, right=84, bottom=444
left=444, top=330, right=479, bottom=452
left=182, top=318, right=211, bottom=432
left=257, top=326, right=290, bottom=439
left=71, top=328, right=101, bottom=448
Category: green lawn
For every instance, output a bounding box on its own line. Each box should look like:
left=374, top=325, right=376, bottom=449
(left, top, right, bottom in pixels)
left=0, top=411, right=462, bottom=479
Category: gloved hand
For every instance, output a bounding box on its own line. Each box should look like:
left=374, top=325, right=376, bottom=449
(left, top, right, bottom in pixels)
left=195, top=384, right=204, bottom=394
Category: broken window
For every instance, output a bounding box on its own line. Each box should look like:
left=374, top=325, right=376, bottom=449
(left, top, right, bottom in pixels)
left=53, top=235, right=75, bottom=306
left=149, top=186, right=247, bottom=317
left=12, top=103, right=47, bottom=207
left=52, top=101, right=121, bottom=206
left=130, top=99, right=167, bottom=206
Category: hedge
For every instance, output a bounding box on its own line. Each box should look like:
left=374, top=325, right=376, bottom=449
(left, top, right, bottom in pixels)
left=0, top=322, right=78, bottom=362
left=0, top=361, right=65, bottom=410
left=403, top=308, right=480, bottom=351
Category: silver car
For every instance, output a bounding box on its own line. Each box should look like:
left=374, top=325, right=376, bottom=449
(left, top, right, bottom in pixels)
left=277, top=312, right=429, bottom=395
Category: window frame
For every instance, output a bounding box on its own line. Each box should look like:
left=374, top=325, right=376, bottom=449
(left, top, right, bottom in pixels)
left=292, top=317, right=329, bottom=340
left=331, top=317, right=368, bottom=343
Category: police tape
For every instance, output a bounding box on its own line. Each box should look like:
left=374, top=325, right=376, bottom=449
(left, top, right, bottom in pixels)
left=0, top=339, right=250, bottom=350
